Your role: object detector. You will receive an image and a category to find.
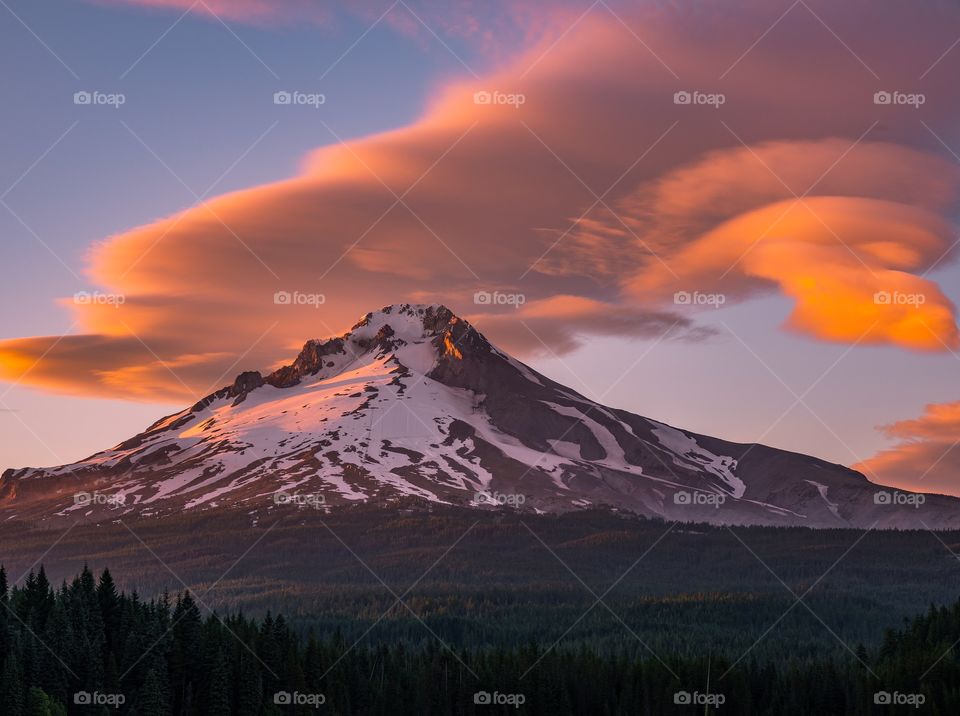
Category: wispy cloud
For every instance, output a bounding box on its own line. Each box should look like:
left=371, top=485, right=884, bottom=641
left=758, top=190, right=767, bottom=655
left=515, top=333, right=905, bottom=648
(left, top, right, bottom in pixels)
left=3, top=0, right=960, bottom=402
left=856, top=401, right=960, bottom=496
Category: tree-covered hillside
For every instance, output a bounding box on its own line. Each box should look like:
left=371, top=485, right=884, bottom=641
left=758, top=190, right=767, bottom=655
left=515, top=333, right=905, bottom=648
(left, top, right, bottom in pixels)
left=0, top=563, right=956, bottom=715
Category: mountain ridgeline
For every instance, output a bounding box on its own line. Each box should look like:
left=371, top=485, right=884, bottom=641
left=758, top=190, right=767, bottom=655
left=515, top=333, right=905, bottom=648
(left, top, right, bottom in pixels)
left=1, top=304, right=956, bottom=528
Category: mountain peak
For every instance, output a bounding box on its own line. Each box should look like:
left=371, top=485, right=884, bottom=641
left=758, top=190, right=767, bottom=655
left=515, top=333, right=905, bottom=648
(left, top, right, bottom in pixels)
left=224, top=303, right=471, bottom=399
left=5, top=301, right=957, bottom=531
left=350, top=303, right=457, bottom=333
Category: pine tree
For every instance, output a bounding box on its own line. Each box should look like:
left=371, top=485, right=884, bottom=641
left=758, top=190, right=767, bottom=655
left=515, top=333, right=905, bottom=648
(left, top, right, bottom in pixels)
left=25, top=686, right=65, bottom=716
left=206, top=650, right=232, bottom=716
left=170, top=591, right=202, bottom=714
left=0, top=648, right=25, bottom=716
left=0, top=564, right=9, bottom=657
left=39, top=599, right=71, bottom=704
left=97, top=569, right=121, bottom=659
left=236, top=650, right=263, bottom=716
left=34, top=567, right=53, bottom=629
left=258, top=612, right=281, bottom=699
left=103, top=651, right=120, bottom=702
left=135, top=667, right=167, bottom=716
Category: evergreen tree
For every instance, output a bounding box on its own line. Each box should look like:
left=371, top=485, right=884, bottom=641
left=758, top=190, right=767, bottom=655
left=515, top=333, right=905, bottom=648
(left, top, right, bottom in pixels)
left=135, top=667, right=167, bottom=716
left=39, top=599, right=71, bottom=703
left=25, top=686, right=65, bottom=716
left=170, top=591, right=202, bottom=714
left=0, top=648, right=25, bottom=716
left=206, top=650, right=232, bottom=716
left=96, top=568, right=121, bottom=659
left=3, top=561, right=960, bottom=714
left=235, top=650, right=263, bottom=716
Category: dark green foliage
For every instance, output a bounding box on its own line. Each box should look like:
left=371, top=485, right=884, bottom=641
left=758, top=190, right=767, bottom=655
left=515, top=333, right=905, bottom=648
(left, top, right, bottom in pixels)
left=0, top=561, right=957, bottom=714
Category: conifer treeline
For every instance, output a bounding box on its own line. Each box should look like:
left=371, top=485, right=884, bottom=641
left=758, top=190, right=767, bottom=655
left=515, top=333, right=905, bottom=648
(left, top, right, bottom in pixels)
left=0, top=564, right=956, bottom=714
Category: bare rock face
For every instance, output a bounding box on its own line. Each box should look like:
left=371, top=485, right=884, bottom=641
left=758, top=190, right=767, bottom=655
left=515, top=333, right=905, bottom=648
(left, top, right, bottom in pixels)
left=2, top=303, right=957, bottom=530
left=228, top=371, right=265, bottom=405
left=267, top=338, right=347, bottom=388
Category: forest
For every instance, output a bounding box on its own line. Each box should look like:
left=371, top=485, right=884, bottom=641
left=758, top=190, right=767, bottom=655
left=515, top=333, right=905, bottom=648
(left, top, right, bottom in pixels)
left=0, top=562, right=955, bottom=715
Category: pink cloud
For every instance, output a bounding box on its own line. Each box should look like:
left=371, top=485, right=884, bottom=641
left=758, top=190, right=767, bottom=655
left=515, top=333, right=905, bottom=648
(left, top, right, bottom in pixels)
left=3, top=0, right=960, bottom=403
left=855, top=401, right=960, bottom=496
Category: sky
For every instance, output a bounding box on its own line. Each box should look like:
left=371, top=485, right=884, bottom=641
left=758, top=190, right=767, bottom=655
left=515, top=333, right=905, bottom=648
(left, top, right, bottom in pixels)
left=2, top=0, right=960, bottom=496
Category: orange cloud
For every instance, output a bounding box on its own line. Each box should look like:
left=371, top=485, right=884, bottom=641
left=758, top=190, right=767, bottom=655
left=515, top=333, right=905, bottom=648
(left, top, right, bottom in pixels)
left=551, top=139, right=960, bottom=350
left=637, top=194, right=957, bottom=349
left=469, top=295, right=704, bottom=356
left=4, top=1, right=960, bottom=401
left=855, top=401, right=960, bottom=496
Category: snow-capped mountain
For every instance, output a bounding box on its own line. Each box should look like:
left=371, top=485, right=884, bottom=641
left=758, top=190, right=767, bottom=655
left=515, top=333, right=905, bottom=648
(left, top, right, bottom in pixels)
left=2, top=304, right=957, bottom=528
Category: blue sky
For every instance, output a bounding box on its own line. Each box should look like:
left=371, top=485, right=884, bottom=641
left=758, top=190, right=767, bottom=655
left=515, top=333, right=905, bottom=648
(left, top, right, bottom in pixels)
left=2, top=0, right=960, bottom=496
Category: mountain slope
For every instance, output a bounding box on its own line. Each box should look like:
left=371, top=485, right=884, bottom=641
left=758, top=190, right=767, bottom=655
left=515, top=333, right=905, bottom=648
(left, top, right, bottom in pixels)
left=2, top=304, right=956, bottom=528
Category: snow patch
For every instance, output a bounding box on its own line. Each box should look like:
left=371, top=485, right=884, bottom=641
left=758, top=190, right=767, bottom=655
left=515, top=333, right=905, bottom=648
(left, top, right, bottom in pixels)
left=649, top=422, right=744, bottom=498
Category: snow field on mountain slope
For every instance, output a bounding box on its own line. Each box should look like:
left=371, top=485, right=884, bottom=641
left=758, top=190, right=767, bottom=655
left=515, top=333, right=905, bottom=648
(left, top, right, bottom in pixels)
left=648, top=422, right=745, bottom=498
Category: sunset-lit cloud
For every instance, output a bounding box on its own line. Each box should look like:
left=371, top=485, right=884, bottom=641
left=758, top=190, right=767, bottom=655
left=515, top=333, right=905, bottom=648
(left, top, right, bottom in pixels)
left=3, top=0, right=960, bottom=402
left=856, top=401, right=960, bottom=496
left=617, top=183, right=960, bottom=350
left=470, top=295, right=707, bottom=356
